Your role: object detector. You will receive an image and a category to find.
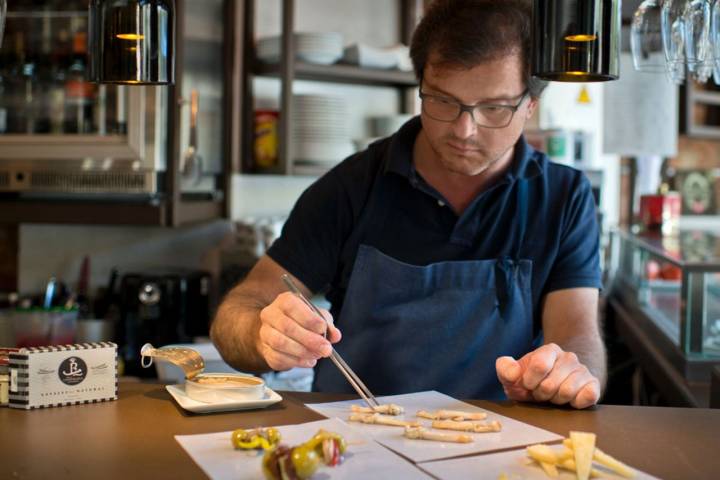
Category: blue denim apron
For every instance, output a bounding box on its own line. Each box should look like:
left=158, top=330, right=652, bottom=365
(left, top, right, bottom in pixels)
left=314, top=174, right=534, bottom=400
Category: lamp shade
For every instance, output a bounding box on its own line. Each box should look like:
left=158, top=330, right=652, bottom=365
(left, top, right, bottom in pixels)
left=532, top=0, right=620, bottom=82
left=89, top=0, right=175, bottom=85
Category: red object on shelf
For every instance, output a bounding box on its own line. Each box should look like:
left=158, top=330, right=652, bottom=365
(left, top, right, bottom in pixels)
left=660, top=264, right=682, bottom=281
left=640, top=194, right=664, bottom=229
left=639, top=193, right=681, bottom=232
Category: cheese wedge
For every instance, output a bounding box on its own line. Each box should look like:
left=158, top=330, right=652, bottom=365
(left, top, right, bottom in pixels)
left=526, top=444, right=558, bottom=464
left=539, top=461, right=559, bottom=478
left=570, top=431, right=596, bottom=480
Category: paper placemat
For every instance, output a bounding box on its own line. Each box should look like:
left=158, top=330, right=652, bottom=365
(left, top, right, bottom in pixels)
left=306, top=391, right=563, bottom=463
left=175, top=417, right=431, bottom=480
left=418, top=443, right=660, bottom=480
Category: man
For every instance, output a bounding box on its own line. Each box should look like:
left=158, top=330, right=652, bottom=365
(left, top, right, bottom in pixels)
left=212, top=0, right=605, bottom=409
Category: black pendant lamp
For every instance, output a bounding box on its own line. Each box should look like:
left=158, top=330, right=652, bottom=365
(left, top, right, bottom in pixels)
left=532, top=0, right=620, bottom=82
left=89, top=0, right=175, bottom=85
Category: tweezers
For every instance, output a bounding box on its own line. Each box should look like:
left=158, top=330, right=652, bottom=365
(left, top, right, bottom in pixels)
left=281, top=274, right=380, bottom=408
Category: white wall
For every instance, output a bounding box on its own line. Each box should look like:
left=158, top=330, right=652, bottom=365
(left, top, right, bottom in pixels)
left=231, top=173, right=315, bottom=219
left=539, top=82, right=621, bottom=230
left=18, top=221, right=234, bottom=295
left=256, top=0, right=400, bottom=47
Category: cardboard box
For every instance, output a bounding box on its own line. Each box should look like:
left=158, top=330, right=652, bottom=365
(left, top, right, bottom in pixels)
left=8, top=342, right=118, bottom=410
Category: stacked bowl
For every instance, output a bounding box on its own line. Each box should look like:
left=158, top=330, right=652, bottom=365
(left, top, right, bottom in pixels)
left=257, top=32, right=343, bottom=65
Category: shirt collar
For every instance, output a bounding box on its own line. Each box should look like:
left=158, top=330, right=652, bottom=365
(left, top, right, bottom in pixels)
left=383, top=116, right=543, bottom=182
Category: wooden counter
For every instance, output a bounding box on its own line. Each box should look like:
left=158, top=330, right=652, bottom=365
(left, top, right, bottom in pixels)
left=2, top=382, right=719, bottom=479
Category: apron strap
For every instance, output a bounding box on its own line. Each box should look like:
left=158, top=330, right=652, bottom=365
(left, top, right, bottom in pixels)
left=515, top=178, right=528, bottom=261
left=495, top=178, right=528, bottom=318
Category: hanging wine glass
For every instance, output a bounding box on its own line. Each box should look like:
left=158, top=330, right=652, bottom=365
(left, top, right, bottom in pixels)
left=662, top=0, right=687, bottom=84
left=712, top=0, right=720, bottom=84
left=631, top=0, right=667, bottom=72
left=684, top=0, right=712, bottom=81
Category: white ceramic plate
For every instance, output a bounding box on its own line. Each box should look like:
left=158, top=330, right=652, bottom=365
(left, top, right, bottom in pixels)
left=166, top=384, right=282, bottom=414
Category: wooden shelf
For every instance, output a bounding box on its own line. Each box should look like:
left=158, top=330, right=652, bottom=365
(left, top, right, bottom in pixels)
left=254, top=60, right=417, bottom=87
left=0, top=198, right=167, bottom=225
left=691, top=90, right=720, bottom=106
left=682, top=81, right=720, bottom=139
left=0, top=197, right=224, bottom=226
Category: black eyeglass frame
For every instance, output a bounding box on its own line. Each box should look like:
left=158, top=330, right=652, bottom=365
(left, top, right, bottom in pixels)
left=418, top=88, right=530, bottom=129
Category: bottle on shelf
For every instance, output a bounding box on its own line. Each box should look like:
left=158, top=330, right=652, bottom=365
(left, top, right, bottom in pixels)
left=64, top=30, right=96, bottom=134
left=0, top=76, right=7, bottom=134
left=4, top=30, right=35, bottom=134
left=20, top=36, right=38, bottom=134
left=37, top=6, right=69, bottom=134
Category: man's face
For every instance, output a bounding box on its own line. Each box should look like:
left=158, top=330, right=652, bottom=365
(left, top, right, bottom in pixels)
left=420, top=52, right=537, bottom=177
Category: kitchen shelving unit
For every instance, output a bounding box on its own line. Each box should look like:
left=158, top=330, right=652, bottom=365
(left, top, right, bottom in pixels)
left=0, top=0, right=243, bottom=227
left=240, top=0, right=423, bottom=174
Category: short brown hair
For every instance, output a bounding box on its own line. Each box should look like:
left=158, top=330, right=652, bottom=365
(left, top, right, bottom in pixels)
left=410, top=0, right=547, bottom=98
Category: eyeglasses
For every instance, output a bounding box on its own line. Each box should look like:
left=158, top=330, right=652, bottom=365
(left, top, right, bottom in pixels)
left=418, top=88, right=529, bottom=128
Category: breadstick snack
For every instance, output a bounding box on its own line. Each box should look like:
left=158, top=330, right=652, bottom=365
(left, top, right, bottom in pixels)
left=416, top=409, right=488, bottom=421
left=348, top=412, right=420, bottom=427
left=350, top=403, right=404, bottom=415
left=403, top=426, right=473, bottom=443
left=431, top=419, right=502, bottom=433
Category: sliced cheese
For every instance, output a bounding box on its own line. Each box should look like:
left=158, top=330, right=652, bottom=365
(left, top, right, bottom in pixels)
left=539, top=460, right=559, bottom=478
left=526, top=444, right=558, bottom=465
left=593, top=446, right=636, bottom=478
left=569, top=431, right=596, bottom=480
left=560, top=458, right=603, bottom=478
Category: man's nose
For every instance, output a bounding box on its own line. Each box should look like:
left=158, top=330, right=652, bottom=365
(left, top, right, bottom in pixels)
left=451, top=110, right=477, bottom=140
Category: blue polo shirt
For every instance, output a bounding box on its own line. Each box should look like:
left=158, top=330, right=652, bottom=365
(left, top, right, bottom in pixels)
left=267, top=117, right=601, bottom=334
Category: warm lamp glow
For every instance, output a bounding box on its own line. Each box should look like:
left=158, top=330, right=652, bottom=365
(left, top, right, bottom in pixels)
left=116, top=33, right=145, bottom=41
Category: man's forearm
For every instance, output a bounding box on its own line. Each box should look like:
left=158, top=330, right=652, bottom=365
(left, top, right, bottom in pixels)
left=210, top=286, right=272, bottom=374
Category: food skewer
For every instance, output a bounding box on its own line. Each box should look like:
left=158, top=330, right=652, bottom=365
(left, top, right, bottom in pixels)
left=416, top=409, right=488, bottom=421
left=348, top=412, right=419, bottom=427
left=350, top=403, right=404, bottom=415
left=403, top=426, right=473, bottom=443
left=431, top=419, right=502, bottom=433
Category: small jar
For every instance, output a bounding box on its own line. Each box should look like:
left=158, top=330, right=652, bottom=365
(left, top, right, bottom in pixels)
left=0, top=366, right=8, bottom=407
left=0, top=348, right=18, bottom=407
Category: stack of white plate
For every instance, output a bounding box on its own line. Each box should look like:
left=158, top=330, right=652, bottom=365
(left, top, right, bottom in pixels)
left=291, top=94, right=354, bottom=168
left=257, top=32, right=343, bottom=65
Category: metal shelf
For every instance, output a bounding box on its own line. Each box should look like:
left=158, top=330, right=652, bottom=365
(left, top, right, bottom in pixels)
left=254, top=60, right=417, bottom=87
left=241, top=0, right=422, bottom=174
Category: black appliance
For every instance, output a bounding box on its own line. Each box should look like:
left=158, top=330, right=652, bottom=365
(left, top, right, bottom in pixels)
left=118, top=268, right=211, bottom=377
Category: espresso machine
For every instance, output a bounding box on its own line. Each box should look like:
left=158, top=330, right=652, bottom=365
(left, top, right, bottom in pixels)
left=117, top=268, right=211, bottom=377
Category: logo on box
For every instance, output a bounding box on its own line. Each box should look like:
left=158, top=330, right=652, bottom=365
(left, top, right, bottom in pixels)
left=59, top=357, right=87, bottom=386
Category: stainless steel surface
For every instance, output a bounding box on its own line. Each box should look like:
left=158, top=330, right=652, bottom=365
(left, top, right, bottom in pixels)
left=0, top=159, right=158, bottom=194
left=281, top=273, right=379, bottom=408
left=0, top=84, right=167, bottom=194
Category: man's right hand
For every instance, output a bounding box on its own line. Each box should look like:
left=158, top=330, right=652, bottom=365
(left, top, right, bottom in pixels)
left=258, top=291, right=342, bottom=371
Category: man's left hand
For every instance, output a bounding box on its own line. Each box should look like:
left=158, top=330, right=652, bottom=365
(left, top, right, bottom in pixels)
left=495, top=343, right=601, bottom=409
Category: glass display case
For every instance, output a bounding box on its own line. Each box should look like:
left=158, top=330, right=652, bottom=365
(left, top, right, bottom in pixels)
left=0, top=0, right=237, bottom=226
left=0, top=1, right=169, bottom=196
left=609, top=228, right=720, bottom=360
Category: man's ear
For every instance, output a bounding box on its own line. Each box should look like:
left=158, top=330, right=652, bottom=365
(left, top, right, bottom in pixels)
left=525, top=97, right=538, bottom=119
